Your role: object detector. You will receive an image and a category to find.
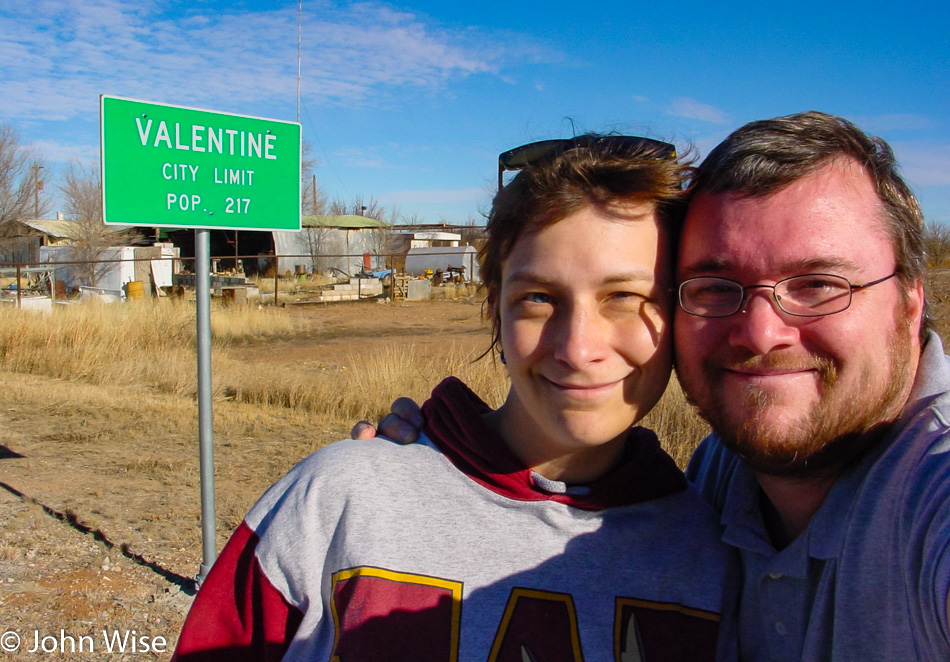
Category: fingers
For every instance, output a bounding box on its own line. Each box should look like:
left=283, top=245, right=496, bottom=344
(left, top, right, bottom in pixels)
left=350, top=398, right=424, bottom=444
left=377, top=413, right=420, bottom=445
left=350, top=420, right=378, bottom=440
left=391, top=397, right=424, bottom=429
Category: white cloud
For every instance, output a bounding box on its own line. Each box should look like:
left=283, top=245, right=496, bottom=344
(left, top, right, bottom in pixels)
left=891, top=141, right=950, bottom=188
left=690, top=129, right=734, bottom=160
left=667, top=97, right=729, bottom=125
left=852, top=114, right=935, bottom=133
left=348, top=156, right=389, bottom=169
left=333, top=146, right=393, bottom=169
left=380, top=188, right=486, bottom=205
left=31, top=139, right=99, bottom=165
left=0, top=0, right=551, bottom=125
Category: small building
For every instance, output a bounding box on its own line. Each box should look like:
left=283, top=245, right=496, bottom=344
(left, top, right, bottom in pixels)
left=0, top=218, right=78, bottom=265
left=272, top=215, right=391, bottom=276
left=403, top=231, right=460, bottom=249
left=389, top=230, right=480, bottom=281
left=404, top=245, right=480, bottom=282
left=390, top=230, right=461, bottom=254
left=1, top=219, right=175, bottom=296
left=39, top=244, right=178, bottom=296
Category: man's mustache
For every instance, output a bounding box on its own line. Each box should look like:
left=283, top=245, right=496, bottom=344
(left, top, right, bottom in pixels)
left=716, top=353, right=837, bottom=377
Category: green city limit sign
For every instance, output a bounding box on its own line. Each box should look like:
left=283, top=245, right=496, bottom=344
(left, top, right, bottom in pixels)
left=101, top=95, right=301, bottom=231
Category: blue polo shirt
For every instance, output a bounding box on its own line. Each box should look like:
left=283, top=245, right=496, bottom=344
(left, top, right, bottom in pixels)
left=688, top=332, right=950, bottom=661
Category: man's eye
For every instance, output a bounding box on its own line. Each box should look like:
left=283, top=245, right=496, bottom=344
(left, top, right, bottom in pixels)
left=696, top=284, right=734, bottom=296
left=788, top=277, right=842, bottom=292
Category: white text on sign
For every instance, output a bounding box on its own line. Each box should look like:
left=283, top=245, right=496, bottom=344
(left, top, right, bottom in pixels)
left=136, top=117, right=277, bottom=160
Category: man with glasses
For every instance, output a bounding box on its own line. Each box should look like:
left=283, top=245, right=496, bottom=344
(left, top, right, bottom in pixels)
left=364, top=112, right=950, bottom=659
left=675, top=111, right=948, bottom=660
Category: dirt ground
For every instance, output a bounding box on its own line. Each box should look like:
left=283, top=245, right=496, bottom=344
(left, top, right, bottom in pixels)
left=0, top=298, right=490, bottom=660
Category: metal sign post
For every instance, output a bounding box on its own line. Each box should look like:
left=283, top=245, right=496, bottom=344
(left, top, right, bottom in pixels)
left=195, top=229, right=215, bottom=584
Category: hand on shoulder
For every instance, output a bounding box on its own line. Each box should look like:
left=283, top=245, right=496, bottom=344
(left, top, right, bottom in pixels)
left=350, top=397, right=424, bottom=444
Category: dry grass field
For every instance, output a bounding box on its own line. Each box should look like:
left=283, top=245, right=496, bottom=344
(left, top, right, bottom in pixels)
left=2, top=270, right=949, bottom=660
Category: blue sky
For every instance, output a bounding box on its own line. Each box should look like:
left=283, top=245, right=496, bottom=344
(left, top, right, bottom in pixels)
left=2, top=0, right=949, bottom=224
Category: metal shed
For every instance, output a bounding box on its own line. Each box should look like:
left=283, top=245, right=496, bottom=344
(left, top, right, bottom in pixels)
left=272, top=215, right=390, bottom=275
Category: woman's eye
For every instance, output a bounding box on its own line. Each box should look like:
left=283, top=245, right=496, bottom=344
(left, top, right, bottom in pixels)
left=611, top=291, right=647, bottom=304
left=523, top=292, right=552, bottom=305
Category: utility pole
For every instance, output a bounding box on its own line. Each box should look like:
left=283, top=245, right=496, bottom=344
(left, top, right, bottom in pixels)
left=32, top=164, right=44, bottom=218
left=296, top=0, right=302, bottom=124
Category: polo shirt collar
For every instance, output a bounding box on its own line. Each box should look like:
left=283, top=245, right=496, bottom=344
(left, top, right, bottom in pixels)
left=717, top=458, right=768, bottom=552
left=717, top=452, right=866, bottom=577
left=898, top=331, right=950, bottom=425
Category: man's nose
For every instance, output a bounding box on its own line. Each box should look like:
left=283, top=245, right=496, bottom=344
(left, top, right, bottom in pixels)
left=728, top=288, right=800, bottom=354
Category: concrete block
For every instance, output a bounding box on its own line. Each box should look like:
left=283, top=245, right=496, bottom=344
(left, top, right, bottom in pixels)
left=407, top=279, right=431, bottom=301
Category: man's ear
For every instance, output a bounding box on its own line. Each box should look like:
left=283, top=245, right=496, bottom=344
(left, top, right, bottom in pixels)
left=908, top=277, right=926, bottom=341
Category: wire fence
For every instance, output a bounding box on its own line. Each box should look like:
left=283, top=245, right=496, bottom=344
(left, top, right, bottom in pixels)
left=0, top=249, right=480, bottom=308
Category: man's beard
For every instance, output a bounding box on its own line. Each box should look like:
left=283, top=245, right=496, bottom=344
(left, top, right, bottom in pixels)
left=683, top=316, right=915, bottom=479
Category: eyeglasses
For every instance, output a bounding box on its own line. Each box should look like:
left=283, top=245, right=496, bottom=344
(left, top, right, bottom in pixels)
left=678, top=272, right=897, bottom=318
left=497, top=136, right=677, bottom=189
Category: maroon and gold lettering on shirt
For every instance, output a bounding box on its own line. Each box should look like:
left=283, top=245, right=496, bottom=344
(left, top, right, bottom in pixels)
left=488, top=588, right=583, bottom=662
left=330, top=566, right=463, bottom=661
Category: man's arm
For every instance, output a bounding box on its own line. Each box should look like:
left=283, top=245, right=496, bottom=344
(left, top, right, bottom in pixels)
left=350, top=397, right=425, bottom=443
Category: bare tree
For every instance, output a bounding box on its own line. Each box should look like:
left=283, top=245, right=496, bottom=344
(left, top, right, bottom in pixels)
left=0, top=124, right=49, bottom=237
left=300, top=141, right=327, bottom=216
left=303, top=223, right=328, bottom=272
left=329, top=195, right=386, bottom=221
left=60, top=162, right=142, bottom=286
left=301, top=140, right=318, bottom=179
left=366, top=227, right=392, bottom=269
left=459, top=215, right=487, bottom=251
left=386, top=205, right=403, bottom=226
left=924, top=221, right=950, bottom=268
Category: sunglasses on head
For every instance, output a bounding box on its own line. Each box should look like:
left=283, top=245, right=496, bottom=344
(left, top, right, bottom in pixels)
left=497, top=135, right=677, bottom=189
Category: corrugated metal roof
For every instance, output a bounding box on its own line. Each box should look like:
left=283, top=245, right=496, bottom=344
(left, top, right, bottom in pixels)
left=20, top=219, right=84, bottom=238
left=302, top=215, right=390, bottom=229
left=19, top=219, right=137, bottom=238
